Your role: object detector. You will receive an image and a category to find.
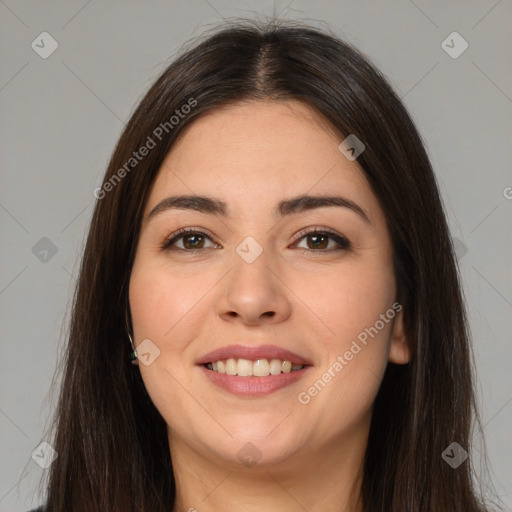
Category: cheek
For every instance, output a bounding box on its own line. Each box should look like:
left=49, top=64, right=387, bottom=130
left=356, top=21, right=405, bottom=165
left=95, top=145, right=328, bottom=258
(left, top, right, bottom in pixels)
left=129, top=260, right=209, bottom=343
left=292, top=261, right=396, bottom=414
left=291, top=259, right=396, bottom=346
left=128, top=262, right=213, bottom=430
left=129, top=268, right=174, bottom=341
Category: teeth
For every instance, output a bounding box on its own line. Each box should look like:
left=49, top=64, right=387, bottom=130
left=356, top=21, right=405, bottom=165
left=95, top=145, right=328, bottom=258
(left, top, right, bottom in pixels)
left=269, top=358, right=282, bottom=375
left=205, top=358, right=305, bottom=377
left=237, top=358, right=253, bottom=377
left=253, top=359, right=270, bottom=377
left=225, top=358, right=237, bottom=375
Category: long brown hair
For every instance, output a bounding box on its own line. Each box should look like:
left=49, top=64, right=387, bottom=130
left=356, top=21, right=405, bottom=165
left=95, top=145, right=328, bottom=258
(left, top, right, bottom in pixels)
left=39, top=18, right=497, bottom=511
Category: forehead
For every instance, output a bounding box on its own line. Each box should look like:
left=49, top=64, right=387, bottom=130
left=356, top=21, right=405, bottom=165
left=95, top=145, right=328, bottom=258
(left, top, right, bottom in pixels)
left=145, top=100, right=383, bottom=226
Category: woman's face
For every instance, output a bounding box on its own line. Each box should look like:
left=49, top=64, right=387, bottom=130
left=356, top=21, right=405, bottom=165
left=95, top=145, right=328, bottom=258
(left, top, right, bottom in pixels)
left=129, top=99, right=409, bottom=469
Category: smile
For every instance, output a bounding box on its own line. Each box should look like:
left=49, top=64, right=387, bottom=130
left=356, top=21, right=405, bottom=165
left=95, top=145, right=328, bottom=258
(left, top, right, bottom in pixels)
left=205, top=358, right=304, bottom=377
left=197, top=344, right=312, bottom=396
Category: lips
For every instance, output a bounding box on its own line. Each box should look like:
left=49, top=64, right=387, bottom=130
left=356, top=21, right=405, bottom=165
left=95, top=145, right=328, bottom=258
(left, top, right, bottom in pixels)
left=197, top=344, right=313, bottom=397
left=196, top=344, right=312, bottom=366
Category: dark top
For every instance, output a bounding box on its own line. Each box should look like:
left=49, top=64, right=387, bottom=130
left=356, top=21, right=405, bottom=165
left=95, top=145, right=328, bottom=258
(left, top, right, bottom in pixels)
left=28, top=507, right=45, bottom=512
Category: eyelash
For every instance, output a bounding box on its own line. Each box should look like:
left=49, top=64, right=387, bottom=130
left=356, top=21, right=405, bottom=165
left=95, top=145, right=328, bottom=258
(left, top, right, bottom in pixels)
left=161, top=226, right=350, bottom=253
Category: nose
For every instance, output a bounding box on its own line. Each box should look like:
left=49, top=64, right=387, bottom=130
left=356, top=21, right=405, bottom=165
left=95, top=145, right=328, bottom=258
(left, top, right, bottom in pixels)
left=215, top=250, right=292, bottom=326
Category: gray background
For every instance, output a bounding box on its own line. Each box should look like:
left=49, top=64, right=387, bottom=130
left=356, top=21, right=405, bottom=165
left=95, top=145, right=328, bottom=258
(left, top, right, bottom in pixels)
left=1, top=1, right=511, bottom=510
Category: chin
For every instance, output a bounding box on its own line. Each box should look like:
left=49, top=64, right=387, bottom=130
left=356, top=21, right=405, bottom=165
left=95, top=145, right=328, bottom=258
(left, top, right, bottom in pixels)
left=199, top=419, right=307, bottom=468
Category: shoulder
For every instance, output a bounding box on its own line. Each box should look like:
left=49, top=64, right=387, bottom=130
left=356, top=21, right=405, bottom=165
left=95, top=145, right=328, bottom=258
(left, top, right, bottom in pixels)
left=28, top=507, right=45, bottom=512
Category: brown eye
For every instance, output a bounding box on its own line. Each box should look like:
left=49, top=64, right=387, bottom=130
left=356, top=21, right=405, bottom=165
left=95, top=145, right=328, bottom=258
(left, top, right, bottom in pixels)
left=294, top=229, right=350, bottom=252
left=306, top=233, right=329, bottom=250
left=181, top=233, right=205, bottom=249
left=162, top=229, right=218, bottom=251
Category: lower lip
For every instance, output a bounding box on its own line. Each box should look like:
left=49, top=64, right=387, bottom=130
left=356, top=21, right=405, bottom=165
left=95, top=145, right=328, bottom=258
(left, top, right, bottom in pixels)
left=199, top=364, right=312, bottom=397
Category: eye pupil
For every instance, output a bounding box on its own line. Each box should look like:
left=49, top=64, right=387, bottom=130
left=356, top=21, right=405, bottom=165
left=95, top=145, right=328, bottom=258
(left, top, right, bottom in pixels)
left=308, top=234, right=328, bottom=249
left=184, top=234, right=203, bottom=249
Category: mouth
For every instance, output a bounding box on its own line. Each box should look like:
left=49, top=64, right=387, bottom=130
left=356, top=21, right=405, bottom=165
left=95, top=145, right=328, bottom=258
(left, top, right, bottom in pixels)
left=197, top=345, right=312, bottom=397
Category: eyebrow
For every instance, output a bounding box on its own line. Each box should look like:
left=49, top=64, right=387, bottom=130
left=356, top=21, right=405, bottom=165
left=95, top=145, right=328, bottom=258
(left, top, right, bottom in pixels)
left=147, top=194, right=371, bottom=224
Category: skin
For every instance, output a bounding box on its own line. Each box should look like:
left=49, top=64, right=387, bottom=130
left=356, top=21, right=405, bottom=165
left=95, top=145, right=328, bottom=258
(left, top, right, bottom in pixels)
left=129, top=99, right=410, bottom=512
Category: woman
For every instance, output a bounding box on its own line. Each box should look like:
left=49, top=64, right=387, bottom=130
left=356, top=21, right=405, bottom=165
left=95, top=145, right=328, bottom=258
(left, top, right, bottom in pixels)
left=31, top=18, right=497, bottom=512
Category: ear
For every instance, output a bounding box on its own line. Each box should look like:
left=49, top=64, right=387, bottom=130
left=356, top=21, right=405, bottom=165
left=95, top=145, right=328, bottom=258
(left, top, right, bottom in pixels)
left=388, top=308, right=410, bottom=365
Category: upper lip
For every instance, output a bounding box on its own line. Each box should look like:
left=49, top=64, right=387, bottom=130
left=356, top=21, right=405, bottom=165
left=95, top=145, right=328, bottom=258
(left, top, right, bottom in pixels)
left=197, top=344, right=312, bottom=366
